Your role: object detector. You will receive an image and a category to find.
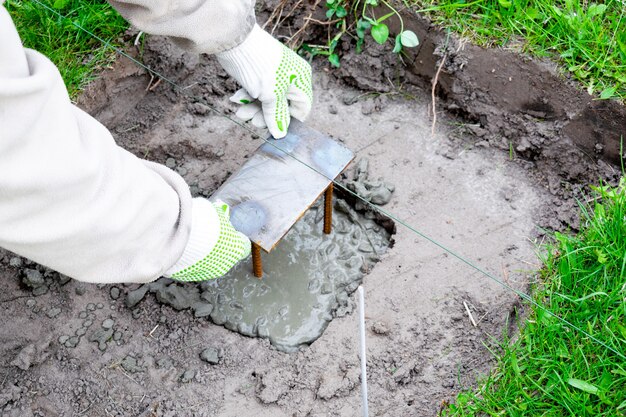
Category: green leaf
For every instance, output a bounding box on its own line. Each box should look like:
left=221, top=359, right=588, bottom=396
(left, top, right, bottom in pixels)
left=366, top=0, right=378, bottom=4
left=600, top=87, right=617, bottom=99
left=53, top=0, right=70, bottom=9
left=567, top=378, right=599, bottom=395
left=357, top=19, right=372, bottom=29
left=510, top=353, right=521, bottom=377
left=400, top=30, right=419, bottom=48
left=371, top=23, right=389, bottom=44
left=587, top=4, right=607, bottom=18
left=526, top=7, right=540, bottom=19
left=595, top=248, right=608, bottom=264
left=335, top=6, right=347, bottom=18
left=392, top=36, right=402, bottom=53
left=498, top=0, right=512, bottom=8
left=328, top=53, right=340, bottom=68
left=326, top=8, right=335, bottom=19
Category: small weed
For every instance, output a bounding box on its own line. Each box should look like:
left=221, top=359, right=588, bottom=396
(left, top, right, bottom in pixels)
left=300, top=0, right=420, bottom=67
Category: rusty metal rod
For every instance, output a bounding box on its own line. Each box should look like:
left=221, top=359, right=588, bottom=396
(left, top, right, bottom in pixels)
left=252, top=243, right=263, bottom=279
left=324, top=183, right=333, bottom=235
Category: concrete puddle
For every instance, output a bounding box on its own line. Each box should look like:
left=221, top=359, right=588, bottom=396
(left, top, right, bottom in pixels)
left=127, top=197, right=393, bottom=352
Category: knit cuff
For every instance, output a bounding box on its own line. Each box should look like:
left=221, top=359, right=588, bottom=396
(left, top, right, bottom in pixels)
left=215, top=24, right=282, bottom=98
left=164, top=198, right=220, bottom=277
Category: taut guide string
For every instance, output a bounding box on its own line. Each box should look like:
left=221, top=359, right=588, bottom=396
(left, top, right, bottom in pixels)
left=29, top=0, right=625, bottom=361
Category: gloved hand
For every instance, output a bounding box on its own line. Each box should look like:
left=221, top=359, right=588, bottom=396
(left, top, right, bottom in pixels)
left=165, top=198, right=251, bottom=281
left=216, top=24, right=313, bottom=139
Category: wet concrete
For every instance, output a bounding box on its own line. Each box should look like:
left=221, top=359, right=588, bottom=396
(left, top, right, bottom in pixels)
left=127, top=197, right=392, bottom=352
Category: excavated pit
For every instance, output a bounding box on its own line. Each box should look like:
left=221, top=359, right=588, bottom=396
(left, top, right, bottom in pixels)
left=125, top=190, right=394, bottom=353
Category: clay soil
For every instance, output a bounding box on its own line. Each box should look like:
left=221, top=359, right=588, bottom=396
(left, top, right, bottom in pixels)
left=0, top=4, right=623, bottom=417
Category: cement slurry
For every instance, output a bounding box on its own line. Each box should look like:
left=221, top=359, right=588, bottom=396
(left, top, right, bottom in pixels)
left=127, top=199, right=392, bottom=352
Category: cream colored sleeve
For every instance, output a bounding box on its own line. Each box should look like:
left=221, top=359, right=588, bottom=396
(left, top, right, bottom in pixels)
left=107, top=0, right=256, bottom=54
left=0, top=6, right=193, bottom=283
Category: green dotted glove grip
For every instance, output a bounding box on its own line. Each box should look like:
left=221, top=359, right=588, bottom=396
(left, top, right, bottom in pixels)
left=171, top=203, right=251, bottom=282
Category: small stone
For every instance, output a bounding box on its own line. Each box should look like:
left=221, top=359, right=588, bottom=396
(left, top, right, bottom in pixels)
left=180, top=369, right=196, bottom=383
left=46, top=308, right=62, bottom=319
left=371, top=321, right=390, bottom=335
left=96, top=303, right=104, bottom=309
left=78, top=312, right=87, bottom=319
left=75, top=286, right=86, bottom=296
left=126, top=286, right=149, bottom=308
left=102, top=319, right=115, bottom=329
left=192, top=102, right=210, bottom=115
left=32, top=286, right=48, bottom=296
left=86, top=303, right=96, bottom=311
left=132, top=309, right=142, bottom=319
left=65, top=337, right=79, bottom=348
left=121, top=356, right=145, bottom=374
left=113, top=331, right=122, bottom=341
left=58, top=335, right=69, bottom=344
left=57, top=274, right=71, bottom=285
left=192, top=302, right=213, bottom=318
left=9, top=257, right=22, bottom=268
left=176, top=167, right=188, bottom=176
left=165, top=158, right=176, bottom=169
left=328, top=104, right=338, bottom=114
left=109, top=287, right=121, bottom=300
left=156, top=357, right=173, bottom=369
left=88, top=328, right=114, bottom=351
left=22, top=269, right=44, bottom=288
left=26, top=299, right=36, bottom=309
left=11, top=343, right=44, bottom=370
left=199, top=348, right=220, bottom=365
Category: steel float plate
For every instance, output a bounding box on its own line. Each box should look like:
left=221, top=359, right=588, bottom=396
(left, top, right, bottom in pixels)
left=212, top=119, right=354, bottom=252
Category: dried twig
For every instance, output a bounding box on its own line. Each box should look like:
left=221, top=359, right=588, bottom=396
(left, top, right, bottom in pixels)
left=287, top=0, right=322, bottom=48
left=148, top=78, right=162, bottom=92
left=463, top=301, right=477, bottom=327
left=431, top=54, right=447, bottom=137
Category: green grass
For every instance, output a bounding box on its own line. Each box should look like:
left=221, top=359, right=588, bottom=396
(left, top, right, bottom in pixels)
left=5, top=0, right=127, bottom=99
left=405, top=0, right=626, bottom=101
left=444, top=180, right=626, bottom=417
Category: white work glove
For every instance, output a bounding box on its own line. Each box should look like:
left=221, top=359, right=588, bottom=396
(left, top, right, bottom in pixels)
left=165, top=198, right=251, bottom=281
left=216, top=24, right=313, bottom=139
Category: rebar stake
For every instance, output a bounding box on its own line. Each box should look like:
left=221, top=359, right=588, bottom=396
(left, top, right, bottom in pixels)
left=252, top=243, right=263, bottom=279
left=324, top=183, right=333, bottom=234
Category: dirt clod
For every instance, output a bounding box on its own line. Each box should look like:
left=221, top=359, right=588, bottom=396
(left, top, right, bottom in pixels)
left=199, top=347, right=220, bottom=364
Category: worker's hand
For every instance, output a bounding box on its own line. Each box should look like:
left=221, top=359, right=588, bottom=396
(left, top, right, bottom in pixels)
left=216, top=24, right=313, bottom=139
left=165, top=199, right=250, bottom=281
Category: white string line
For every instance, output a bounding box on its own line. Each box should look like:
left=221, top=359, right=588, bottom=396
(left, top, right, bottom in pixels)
left=29, top=0, right=626, bottom=361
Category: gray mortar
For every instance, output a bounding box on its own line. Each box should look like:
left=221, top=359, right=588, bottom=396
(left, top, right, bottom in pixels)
left=345, top=158, right=395, bottom=209
left=126, top=197, right=392, bottom=352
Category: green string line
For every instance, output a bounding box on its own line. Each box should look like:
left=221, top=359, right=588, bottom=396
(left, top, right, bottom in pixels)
left=29, top=0, right=626, bottom=361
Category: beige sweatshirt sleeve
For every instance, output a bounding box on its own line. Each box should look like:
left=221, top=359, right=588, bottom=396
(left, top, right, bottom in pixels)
left=0, top=6, right=193, bottom=283
left=107, top=0, right=256, bottom=54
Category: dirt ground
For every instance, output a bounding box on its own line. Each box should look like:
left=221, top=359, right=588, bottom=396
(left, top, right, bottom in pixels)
left=0, top=6, right=619, bottom=417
